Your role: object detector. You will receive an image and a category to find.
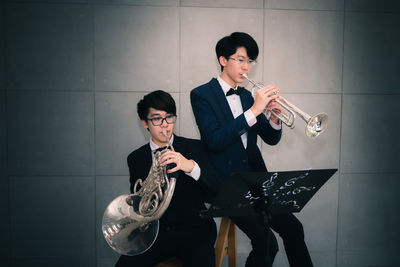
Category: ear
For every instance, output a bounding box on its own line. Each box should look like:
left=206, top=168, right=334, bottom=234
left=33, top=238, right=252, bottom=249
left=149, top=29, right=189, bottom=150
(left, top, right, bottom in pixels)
left=141, top=120, right=148, bottom=129
left=219, top=56, right=228, bottom=67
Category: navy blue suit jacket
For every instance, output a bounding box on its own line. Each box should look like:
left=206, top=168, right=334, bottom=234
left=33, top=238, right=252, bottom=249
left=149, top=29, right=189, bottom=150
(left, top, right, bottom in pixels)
left=190, top=78, right=282, bottom=182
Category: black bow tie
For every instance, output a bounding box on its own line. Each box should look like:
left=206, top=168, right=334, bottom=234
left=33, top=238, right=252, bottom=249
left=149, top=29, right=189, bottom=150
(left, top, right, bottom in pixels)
left=153, top=146, right=168, bottom=154
left=226, top=87, right=243, bottom=96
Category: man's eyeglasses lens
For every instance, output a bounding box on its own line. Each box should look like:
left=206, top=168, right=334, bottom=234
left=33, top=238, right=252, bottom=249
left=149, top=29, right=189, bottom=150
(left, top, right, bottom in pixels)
left=148, top=115, right=177, bottom=126
left=229, top=57, right=256, bottom=65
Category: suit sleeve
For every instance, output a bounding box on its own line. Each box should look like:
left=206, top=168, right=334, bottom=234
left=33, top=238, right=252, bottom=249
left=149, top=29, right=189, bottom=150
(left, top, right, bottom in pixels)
left=185, top=140, right=222, bottom=199
left=255, top=113, right=282, bottom=145
left=190, top=88, right=249, bottom=152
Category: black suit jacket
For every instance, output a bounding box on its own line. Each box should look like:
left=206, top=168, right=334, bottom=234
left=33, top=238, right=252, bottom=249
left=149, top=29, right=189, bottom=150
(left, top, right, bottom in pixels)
left=127, top=135, right=220, bottom=227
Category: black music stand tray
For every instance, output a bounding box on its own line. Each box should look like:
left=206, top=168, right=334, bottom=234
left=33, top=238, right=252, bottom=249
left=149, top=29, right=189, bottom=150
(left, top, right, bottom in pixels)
left=201, top=168, right=337, bottom=218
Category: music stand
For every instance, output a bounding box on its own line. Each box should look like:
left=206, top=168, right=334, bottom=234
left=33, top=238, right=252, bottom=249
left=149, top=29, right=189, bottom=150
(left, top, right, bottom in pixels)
left=201, top=168, right=337, bottom=218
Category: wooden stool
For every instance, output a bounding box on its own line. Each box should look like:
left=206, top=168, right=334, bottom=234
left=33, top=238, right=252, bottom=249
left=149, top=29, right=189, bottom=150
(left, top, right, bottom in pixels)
left=215, top=217, right=237, bottom=267
left=155, top=217, right=237, bottom=267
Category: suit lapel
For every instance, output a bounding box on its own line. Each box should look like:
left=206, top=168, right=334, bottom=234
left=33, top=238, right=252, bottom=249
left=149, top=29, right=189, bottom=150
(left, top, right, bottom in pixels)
left=141, top=144, right=153, bottom=178
left=239, top=89, right=257, bottom=146
left=210, top=78, right=234, bottom=122
left=239, top=86, right=252, bottom=111
left=171, top=135, right=182, bottom=153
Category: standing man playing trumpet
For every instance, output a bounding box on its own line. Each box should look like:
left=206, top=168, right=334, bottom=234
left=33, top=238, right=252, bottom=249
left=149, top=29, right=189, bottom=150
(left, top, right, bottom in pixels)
left=116, top=90, right=219, bottom=267
left=190, top=32, right=313, bottom=267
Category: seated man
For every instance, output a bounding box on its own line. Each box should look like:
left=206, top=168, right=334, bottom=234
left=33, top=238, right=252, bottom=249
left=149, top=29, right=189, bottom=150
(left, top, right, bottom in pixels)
left=115, top=90, right=220, bottom=267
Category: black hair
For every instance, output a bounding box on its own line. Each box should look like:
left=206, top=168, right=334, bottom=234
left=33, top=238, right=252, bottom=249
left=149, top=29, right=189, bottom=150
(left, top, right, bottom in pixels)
left=215, top=32, right=259, bottom=71
left=137, top=90, right=176, bottom=121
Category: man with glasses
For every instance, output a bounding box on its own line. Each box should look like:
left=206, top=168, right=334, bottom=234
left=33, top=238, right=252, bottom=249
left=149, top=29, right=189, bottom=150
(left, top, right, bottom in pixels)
left=116, top=90, right=220, bottom=267
left=190, top=32, right=313, bottom=267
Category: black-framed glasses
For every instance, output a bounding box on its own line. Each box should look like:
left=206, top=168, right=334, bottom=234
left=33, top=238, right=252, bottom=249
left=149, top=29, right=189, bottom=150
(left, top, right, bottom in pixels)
left=147, top=115, right=177, bottom=126
left=229, top=57, right=256, bottom=65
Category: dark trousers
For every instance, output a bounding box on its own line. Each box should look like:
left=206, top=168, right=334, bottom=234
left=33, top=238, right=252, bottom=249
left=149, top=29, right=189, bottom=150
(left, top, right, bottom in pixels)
left=270, top=213, right=313, bottom=267
left=230, top=215, right=278, bottom=267
left=115, top=219, right=216, bottom=267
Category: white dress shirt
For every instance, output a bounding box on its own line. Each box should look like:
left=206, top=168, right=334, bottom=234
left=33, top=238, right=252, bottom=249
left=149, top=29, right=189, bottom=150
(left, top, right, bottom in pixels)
left=149, top=136, right=201, bottom=181
left=217, top=76, right=281, bottom=149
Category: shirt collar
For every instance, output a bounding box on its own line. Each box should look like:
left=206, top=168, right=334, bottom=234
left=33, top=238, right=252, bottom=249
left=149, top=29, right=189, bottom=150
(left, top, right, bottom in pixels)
left=149, top=134, right=174, bottom=152
left=217, top=75, right=238, bottom=95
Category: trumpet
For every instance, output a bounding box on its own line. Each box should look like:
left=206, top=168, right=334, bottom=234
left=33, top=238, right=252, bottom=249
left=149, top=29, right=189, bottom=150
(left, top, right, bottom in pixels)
left=242, top=74, right=328, bottom=138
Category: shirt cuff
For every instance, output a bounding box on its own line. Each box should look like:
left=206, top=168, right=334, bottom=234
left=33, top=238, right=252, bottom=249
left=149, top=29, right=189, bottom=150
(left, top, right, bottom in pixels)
left=244, top=109, right=257, bottom=127
left=185, top=161, right=201, bottom=181
left=269, top=119, right=282, bottom=130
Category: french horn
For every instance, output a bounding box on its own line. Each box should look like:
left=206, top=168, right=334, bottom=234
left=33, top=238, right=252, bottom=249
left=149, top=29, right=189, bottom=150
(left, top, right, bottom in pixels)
left=102, top=131, right=176, bottom=256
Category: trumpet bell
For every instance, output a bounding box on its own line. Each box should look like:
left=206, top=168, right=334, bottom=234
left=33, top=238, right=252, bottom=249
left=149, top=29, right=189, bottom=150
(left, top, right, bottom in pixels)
left=102, top=194, right=159, bottom=256
left=242, top=73, right=328, bottom=138
left=306, top=113, right=328, bottom=138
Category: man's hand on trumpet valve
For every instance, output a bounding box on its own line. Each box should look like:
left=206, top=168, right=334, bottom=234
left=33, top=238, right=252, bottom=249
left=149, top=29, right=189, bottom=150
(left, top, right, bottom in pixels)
left=267, top=99, right=283, bottom=125
left=250, top=83, right=281, bottom=119
left=159, top=149, right=195, bottom=174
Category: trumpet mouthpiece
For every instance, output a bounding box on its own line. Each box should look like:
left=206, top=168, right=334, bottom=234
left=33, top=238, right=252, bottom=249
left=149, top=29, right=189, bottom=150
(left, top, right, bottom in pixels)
left=242, top=73, right=248, bottom=79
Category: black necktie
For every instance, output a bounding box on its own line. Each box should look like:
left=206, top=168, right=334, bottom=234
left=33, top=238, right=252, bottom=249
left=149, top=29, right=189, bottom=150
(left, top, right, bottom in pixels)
left=226, top=87, right=243, bottom=96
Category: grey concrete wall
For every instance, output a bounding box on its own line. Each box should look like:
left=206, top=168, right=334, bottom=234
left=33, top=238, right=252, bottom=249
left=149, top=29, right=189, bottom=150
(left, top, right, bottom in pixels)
left=1, top=0, right=399, bottom=266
